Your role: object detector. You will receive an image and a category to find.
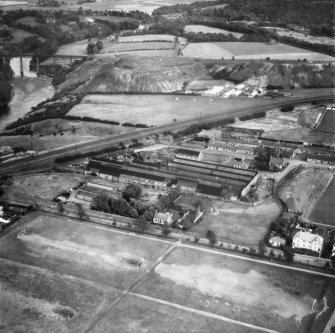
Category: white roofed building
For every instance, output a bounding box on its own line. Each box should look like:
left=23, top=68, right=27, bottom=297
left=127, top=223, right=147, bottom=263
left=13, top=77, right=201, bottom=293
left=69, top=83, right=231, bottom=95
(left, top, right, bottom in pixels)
left=292, top=231, right=324, bottom=253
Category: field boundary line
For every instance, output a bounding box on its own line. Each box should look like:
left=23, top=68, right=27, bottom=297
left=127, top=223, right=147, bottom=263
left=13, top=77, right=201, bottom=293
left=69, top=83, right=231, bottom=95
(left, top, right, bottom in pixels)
left=129, top=292, right=280, bottom=333
left=179, top=244, right=335, bottom=278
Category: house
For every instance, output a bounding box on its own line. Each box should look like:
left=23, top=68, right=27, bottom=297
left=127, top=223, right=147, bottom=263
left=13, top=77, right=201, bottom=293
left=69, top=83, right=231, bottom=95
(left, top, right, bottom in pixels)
left=292, top=231, right=324, bottom=253
left=153, top=211, right=174, bottom=225
left=306, top=154, right=335, bottom=166
left=269, top=156, right=285, bottom=170
left=176, top=149, right=203, bottom=161
left=269, top=235, right=286, bottom=247
left=331, top=244, right=335, bottom=257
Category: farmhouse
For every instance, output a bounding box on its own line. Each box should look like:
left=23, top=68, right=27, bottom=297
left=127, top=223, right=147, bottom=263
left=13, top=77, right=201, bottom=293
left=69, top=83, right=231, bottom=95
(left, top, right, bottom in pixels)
left=269, top=156, right=286, bottom=170
left=153, top=211, right=174, bottom=225
left=292, top=231, right=324, bottom=253
left=176, top=149, right=203, bottom=161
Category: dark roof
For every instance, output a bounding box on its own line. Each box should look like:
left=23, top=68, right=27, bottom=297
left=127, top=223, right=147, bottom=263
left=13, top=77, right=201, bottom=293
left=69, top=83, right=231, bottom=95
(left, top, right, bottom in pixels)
left=196, top=184, right=223, bottom=197
left=176, top=149, right=200, bottom=157
left=306, top=154, right=335, bottom=163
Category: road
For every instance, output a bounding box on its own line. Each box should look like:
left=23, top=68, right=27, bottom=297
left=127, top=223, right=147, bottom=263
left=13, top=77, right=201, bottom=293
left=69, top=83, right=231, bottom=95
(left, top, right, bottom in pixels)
left=0, top=88, right=334, bottom=175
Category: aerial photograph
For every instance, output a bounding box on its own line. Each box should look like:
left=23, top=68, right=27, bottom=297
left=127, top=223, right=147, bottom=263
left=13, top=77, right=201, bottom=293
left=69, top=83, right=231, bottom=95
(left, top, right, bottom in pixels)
left=0, top=0, right=334, bottom=332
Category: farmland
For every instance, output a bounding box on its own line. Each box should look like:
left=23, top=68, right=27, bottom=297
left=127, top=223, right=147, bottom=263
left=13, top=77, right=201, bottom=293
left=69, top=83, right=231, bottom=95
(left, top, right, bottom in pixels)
left=134, top=246, right=335, bottom=333
left=118, top=34, right=186, bottom=43
left=182, top=42, right=335, bottom=61
left=179, top=196, right=282, bottom=246
left=101, top=41, right=176, bottom=54
left=309, top=178, right=335, bottom=226
left=184, top=25, right=244, bottom=38
left=317, top=109, right=335, bottom=133
left=1, top=173, right=89, bottom=202
left=67, top=93, right=273, bottom=126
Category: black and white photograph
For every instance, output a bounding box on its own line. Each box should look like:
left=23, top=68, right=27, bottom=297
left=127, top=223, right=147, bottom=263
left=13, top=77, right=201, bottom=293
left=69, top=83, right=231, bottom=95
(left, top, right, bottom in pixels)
left=0, top=0, right=334, bottom=332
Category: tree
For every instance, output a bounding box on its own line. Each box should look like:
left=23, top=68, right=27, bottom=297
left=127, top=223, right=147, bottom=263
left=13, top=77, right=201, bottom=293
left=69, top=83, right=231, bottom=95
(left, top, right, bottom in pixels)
left=122, top=184, right=142, bottom=201
left=258, top=240, right=266, bottom=256
left=282, top=247, right=294, bottom=263
left=91, top=194, right=110, bottom=213
left=76, top=203, right=88, bottom=221
left=137, top=215, right=150, bottom=232
left=162, top=222, right=171, bottom=237
left=57, top=201, right=65, bottom=215
left=206, top=229, right=217, bottom=246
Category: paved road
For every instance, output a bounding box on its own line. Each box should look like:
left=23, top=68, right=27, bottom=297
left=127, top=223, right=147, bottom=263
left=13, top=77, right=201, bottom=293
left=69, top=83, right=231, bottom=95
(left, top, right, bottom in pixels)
left=1, top=89, right=334, bottom=175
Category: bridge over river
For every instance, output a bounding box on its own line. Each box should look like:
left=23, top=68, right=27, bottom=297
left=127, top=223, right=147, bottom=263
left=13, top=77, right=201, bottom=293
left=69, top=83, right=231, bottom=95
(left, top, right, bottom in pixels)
left=0, top=54, right=88, bottom=77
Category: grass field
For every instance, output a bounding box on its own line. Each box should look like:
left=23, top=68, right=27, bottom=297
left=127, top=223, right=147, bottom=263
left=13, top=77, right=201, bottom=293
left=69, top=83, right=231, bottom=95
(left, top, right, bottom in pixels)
left=184, top=25, right=244, bottom=38
left=317, top=109, right=335, bottom=133
left=278, top=167, right=333, bottom=216
left=119, top=34, right=186, bottom=43
left=67, top=93, right=273, bottom=126
left=101, top=41, right=176, bottom=54
left=0, top=0, right=27, bottom=6
left=16, top=16, right=38, bottom=26
left=2, top=173, right=89, bottom=202
left=179, top=196, right=282, bottom=246
left=309, top=178, right=335, bottom=226
left=134, top=246, right=335, bottom=333
left=182, top=42, right=335, bottom=61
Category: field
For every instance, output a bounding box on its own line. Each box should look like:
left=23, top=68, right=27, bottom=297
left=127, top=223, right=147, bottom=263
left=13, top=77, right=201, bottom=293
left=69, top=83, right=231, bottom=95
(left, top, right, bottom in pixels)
left=184, top=25, right=244, bottom=38
left=98, top=49, right=178, bottom=57
left=278, top=167, right=333, bottom=216
left=178, top=196, right=282, bottom=246
left=2, top=173, right=89, bottom=202
left=182, top=42, right=335, bottom=61
left=67, top=93, right=275, bottom=126
left=134, top=246, right=335, bottom=333
left=101, top=41, right=176, bottom=54
left=309, top=178, right=335, bottom=226
left=16, top=16, right=38, bottom=26
left=263, top=27, right=335, bottom=46
left=119, top=34, right=186, bottom=43
left=0, top=0, right=27, bottom=6
left=317, top=109, right=335, bottom=133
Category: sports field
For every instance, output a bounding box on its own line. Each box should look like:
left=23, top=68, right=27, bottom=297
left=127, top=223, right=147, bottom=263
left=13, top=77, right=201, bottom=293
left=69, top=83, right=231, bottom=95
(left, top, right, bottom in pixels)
left=182, top=42, right=335, bottom=61
left=1, top=212, right=334, bottom=332
left=309, top=178, right=335, bottom=226
left=67, top=93, right=272, bottom=126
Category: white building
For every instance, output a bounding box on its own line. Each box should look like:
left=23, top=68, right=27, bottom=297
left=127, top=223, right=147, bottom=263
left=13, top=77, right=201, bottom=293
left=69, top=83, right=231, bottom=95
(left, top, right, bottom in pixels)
left=292, top=231, right=324, bottom=253
left=153, top=211, right=174, bottom=225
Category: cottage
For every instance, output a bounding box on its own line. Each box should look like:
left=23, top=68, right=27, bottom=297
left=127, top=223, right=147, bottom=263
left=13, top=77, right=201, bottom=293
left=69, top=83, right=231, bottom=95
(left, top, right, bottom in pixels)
left=153, top=211, right=174, bottom=225
left=269, top=156, right=285, bottom=170
left=269, top=235, right=286, bottom=247
left=292, top=231, right=324, bottom=253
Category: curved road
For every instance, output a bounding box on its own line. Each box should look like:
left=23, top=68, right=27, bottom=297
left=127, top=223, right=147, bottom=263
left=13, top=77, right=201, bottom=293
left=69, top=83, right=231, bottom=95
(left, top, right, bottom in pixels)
left=0, top=88, right=334, bottom=175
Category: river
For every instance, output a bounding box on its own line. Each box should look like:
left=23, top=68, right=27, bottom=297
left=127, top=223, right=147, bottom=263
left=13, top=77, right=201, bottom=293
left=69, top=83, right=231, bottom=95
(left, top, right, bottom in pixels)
left=0, top=57, right=54, bottom=131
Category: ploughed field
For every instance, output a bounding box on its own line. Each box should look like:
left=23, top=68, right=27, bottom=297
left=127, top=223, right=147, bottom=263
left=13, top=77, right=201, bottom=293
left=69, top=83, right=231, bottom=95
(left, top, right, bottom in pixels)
left=182, top=42, right=335, bottom=61
left=1, top=212, right=334, bottom=332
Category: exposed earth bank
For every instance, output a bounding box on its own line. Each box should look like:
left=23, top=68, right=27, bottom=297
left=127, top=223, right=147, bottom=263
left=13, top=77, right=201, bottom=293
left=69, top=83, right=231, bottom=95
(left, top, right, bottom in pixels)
left=211, top=61, right=335, bottom=89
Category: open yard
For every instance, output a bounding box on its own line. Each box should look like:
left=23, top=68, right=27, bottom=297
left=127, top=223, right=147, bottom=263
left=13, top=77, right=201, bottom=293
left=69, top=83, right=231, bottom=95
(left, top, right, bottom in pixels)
left=182, top=42, right=335, bottom=61
left=67, top=93, right=274, bottom=126
left=309, top=178, right=335, bottom=226
left=278, top=166, right=333, bottom=216
left=134, top=246, right=335, bottom=333
left=184, top=25, right=244, bottom=38
left=177, top=195, right=282, bottom=246
left=2, top=173, right=89, bottom=202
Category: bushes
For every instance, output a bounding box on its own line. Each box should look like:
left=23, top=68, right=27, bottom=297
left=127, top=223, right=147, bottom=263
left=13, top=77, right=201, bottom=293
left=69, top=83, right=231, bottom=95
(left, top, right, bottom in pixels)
left=239, top=111, right=266, bottom=121
left=281, top=105, right=294, bottom=113
left=64, top=115, right=120, bottom=125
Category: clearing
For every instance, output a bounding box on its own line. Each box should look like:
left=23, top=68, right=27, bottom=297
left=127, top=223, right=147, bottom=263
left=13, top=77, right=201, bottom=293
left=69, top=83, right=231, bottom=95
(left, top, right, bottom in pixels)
left=182, top=42, right=335, bottom=61
left=2, top=173, right=89, bottom=202
left=134, top=246, right=335, bottom=333
left=309, top=178, right=335, bottom=226
left=278, top=166, right=333, bottom=216
left=178, top=195, right=282, bottom=246
left=184, top=25, right=244, bottom=38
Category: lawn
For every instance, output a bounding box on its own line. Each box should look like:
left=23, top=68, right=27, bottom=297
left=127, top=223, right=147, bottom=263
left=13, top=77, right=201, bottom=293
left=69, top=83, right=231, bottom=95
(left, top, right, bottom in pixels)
left=67, top=93, right=273, bottom=126
left=2, top=173, right=89, bottom=202
left=134, top=246, right=335, bottom=333
left=182, top=197, right=282, bottom=246
left=184, top=25, right=244, bottom=38
left=182, top=42, right=335, bottom=61
left=0, top=214, right=171, bottom=289
left=0, top=259, right=120, bottom=333
left=309, top=178, right=335, bottom=226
